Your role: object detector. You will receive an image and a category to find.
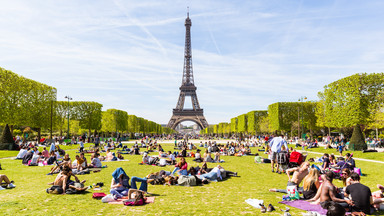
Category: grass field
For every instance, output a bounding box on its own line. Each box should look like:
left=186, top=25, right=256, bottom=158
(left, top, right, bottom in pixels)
left=0, top=141, right=383, bottom=216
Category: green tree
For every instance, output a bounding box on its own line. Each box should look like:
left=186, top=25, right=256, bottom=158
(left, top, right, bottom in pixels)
left=247, top=110, right=268, bottom=134
left=230, top=117, right=238, bottom=133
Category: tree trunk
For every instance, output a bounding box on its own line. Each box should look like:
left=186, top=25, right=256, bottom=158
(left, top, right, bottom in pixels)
left=10, top=125, right=14, bottom=137
left=37, top=128, right=41, bottom=143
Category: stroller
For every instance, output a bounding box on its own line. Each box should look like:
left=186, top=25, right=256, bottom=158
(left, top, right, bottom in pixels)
left=277, top=151, right=290, bottom=172
left=288, top=151, right=307, bottom=168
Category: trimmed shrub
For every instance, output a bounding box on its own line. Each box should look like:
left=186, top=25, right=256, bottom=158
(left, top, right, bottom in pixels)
left=0, top=124, right=16, bottom=150
left=349, top=124, right=367, bottom=151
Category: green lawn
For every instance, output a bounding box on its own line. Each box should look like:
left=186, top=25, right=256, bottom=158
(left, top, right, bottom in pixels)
left=0, top=151, right=18, bottom=159
left=0, top=142, right=383, bottom=215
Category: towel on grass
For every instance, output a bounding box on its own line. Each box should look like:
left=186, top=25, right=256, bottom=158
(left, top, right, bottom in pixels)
left=280, top=200, right=327, bottom=215
left=108, top=196, right=155, bottom=205
left=245, top=198, right=264, bottom=209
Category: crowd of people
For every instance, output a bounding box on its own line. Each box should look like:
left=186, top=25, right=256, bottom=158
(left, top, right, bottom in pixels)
left=2, top=133, right=384, bottom=215
left=264, top=135, right=384, bottom=215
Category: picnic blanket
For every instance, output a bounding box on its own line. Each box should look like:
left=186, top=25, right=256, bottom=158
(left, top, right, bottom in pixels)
left=108, top=196, right=155, bottom=205
left=280, top=200, right=327, bottom=215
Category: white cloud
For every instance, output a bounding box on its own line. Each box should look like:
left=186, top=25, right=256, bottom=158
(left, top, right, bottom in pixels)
left=1, top=0, right=384, bottom=125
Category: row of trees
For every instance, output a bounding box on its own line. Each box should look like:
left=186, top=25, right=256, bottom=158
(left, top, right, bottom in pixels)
left=0, top=67, right=57, bottom=139
left=201, top=73, right=384, bottom=150
left=0, top=67, right=174, bottom=143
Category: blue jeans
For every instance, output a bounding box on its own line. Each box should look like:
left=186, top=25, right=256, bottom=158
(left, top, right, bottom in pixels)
left=110, top=187, right=128, bottom=197
left=200, top=172, right=218, bottom=181
left=172, top=167, right=188, bottom=176
left=130, top=176, right=148, bottom=192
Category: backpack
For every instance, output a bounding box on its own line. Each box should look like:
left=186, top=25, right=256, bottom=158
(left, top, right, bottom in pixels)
left=277, top=151, right=289, bottom=165
left=92, top=193, right=107, bottom=199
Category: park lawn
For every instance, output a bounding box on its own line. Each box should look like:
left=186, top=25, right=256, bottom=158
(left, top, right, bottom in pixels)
left=0, top=151, right=18, bottom=159
left=288, top=144, right=384, bottom=162
left=0, top=143, right=383, bottom=216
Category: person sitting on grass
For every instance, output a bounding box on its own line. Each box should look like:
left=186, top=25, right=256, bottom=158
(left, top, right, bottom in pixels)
left=110, top=167, right=131, bottom=199
left=171, top=157, right=188, bottom=176
left=47, top=166, right=70, bottom=194
left=345, top=173, right=373, bottom=215
left=330, top=157, right=349, bottom=172
left=193, top=149, right=202, bottom=163
left=168, top=151, right=176, bottom=165
left=46, top=151, right=57, bottom=165
left=269, top=161, right=310, bottom=194
left=302, top=168, right=320, bottom=200
left=341, top=168, right=352, bottom=188
left=0, top=174, right=16, bottom=190
left=203, top=150, right=213, bottom=162
left=72, top=155, right=85, bottom=172
left=42, top=147, right=49, bottom=159
left=106, top=149, right=114, bottom=161
left=89, top=153, right=102, bottom=168
left=372, top=184, right=384, bottom=212
left=345, top=153, right=355, bottom=170
left=30, top=152, right=43, bottom=166
left=16, top=147, right=28, bottom=160
left=47, top=153, right=72, bottom=175
left=321, top=153, right=330, bottom=171
left=319, top=171, right=353, bottom=210
left=329, top=154, right=336, bottom=166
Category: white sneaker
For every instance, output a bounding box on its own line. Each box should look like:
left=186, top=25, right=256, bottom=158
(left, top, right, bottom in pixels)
left=7, top=183, right=16, bottom=188
left=0, top=186, right=5, bottom=190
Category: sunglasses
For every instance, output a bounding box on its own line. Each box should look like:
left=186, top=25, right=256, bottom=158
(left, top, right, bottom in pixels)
left=342, top=173, right=347, bottom=175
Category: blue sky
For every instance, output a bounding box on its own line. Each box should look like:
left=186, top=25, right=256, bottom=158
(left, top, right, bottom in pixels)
left=1, top=0, right=384, bottom=126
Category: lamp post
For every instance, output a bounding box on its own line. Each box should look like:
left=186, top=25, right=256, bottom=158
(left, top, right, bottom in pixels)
left=64, top=96, right=72, bottom=140
left=298, top=96, right=307, bottom=140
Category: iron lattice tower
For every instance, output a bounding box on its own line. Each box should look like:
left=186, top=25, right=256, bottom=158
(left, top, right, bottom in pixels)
left=167, top=12, right=209, bottom=130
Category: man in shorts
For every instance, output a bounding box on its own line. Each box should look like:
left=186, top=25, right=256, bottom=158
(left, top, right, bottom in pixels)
left=268, top=135, right=288, bottom=173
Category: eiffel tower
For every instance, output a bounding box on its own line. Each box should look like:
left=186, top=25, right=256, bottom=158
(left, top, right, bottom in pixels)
left=167, top=12, right=209, bottom=130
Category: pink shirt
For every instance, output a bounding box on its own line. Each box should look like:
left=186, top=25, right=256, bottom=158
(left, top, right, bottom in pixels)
left=42, top=150, right=49, bottom=158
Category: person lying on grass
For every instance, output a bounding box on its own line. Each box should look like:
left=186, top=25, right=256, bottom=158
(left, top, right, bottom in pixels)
left=47, top=153, right=72, bottom=175
left=269, top=162, right=310, bottom=194
left=0, top=174, right=16, bottom=190
left=196, top=165, right=237, bottom=182
left=169, top=175, right=209, bottom=186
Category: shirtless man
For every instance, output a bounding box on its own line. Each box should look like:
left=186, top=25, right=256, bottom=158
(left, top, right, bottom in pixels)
left=269, top=162, right=310, bottom=193
left=47, top=167, right=70, bottom=194
left=47, top=166, right=87, bottom=194
left=319, top=171, right=353, bottom=209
